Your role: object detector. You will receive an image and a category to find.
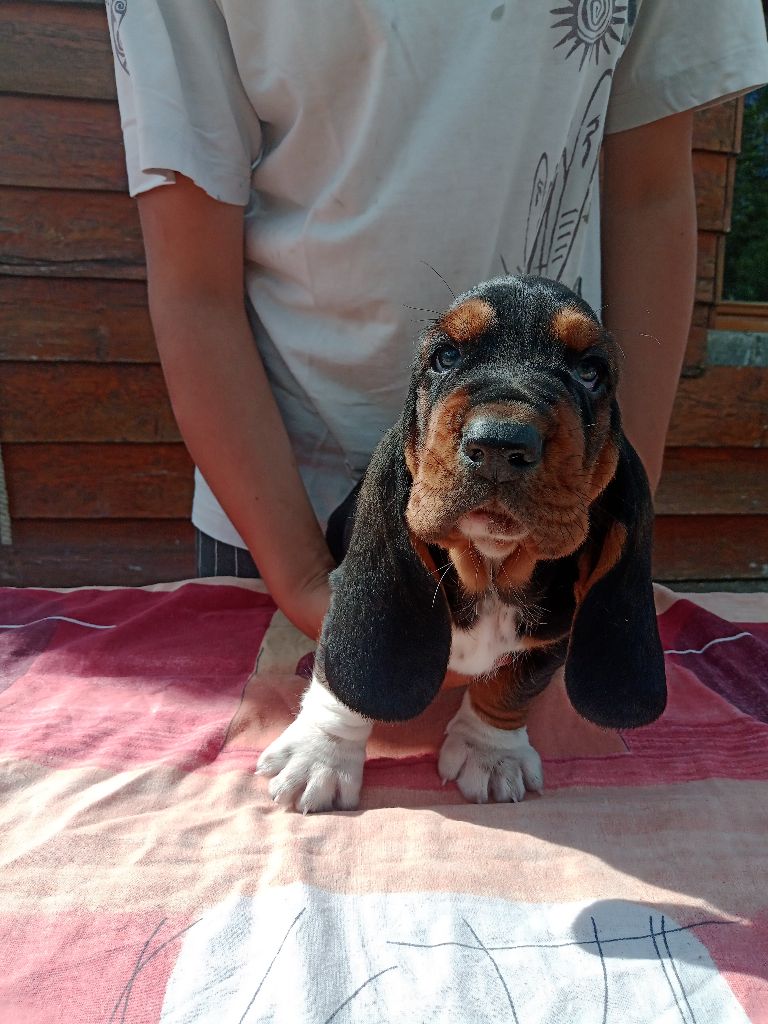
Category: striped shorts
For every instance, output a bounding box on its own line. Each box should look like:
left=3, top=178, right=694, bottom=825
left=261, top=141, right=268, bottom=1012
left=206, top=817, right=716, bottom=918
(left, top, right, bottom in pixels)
left=195, top=529, right=260, bottom=579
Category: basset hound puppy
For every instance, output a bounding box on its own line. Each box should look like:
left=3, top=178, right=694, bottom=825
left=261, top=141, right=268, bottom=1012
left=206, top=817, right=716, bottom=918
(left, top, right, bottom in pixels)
left=257, top=275, right=667, bottom=812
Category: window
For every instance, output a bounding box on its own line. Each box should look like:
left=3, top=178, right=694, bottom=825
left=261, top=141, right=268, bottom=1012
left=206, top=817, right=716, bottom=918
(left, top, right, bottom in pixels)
left=722, top=86, right=768, bottom=303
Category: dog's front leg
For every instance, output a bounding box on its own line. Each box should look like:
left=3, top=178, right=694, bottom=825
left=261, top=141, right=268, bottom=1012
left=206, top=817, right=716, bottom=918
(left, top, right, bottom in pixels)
left=439, top=690, right=544, bottom=803
left=438, top=656, right=560, bottom=803
left=256, top=676, right=372, bottom=813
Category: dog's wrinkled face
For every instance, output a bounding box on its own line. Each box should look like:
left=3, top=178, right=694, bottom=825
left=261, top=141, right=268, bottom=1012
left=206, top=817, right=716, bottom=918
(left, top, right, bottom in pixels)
left=404, top=276, right=620, bottom=590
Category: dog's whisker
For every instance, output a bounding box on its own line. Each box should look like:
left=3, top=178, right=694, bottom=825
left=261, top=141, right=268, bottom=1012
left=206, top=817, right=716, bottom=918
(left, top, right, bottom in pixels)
left=403, top=304, right=441, bottom=316
left=428, top=558, right=456, bottom=576
left=431, top=561, right=454, bottom=607
left=420, top=261, right=456, bottom=299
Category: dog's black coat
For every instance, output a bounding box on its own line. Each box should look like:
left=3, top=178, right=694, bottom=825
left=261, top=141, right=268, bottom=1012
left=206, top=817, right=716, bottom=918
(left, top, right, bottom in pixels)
left=319, top=276, right=667, bottom=730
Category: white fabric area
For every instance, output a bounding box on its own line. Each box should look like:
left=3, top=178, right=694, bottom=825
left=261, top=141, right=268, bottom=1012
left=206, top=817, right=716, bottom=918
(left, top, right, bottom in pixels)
left=159, top=884, right=748, bottom=1023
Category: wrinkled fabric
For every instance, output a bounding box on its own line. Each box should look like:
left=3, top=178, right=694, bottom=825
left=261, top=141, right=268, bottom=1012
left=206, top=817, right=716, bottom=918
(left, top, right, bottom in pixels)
left=1, top=580, right=767, bottom=1022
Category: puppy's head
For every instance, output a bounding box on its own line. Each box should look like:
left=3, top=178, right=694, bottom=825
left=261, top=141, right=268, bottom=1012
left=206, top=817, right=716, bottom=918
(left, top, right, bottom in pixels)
left=320, top=276, right=666, bottom=728
left=403, top=276, right=619, bottom=591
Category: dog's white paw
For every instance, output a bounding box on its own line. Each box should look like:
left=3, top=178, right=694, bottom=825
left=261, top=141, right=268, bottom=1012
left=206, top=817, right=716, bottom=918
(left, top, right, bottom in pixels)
left=438, top=691, right=544, bottom=803
left=257, top=723, right=367, bottom=812
left=256, top=678, right=371, bottom=813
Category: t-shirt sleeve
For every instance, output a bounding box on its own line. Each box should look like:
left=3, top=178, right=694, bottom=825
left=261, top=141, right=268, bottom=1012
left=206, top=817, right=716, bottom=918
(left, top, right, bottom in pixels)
left=605, top=0, right=768, bottom=134
left=108, top=0, right=262, bottom=204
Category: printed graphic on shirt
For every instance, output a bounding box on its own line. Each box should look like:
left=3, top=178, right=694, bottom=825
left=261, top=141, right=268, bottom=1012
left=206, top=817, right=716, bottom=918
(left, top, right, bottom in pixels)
left=521, top=69, right=613, bottom=291
left=551, top=0, right=630, bottom=69
left=108, top=0, right=129, bottom=75
left=619, top=0, right=638, bottom=45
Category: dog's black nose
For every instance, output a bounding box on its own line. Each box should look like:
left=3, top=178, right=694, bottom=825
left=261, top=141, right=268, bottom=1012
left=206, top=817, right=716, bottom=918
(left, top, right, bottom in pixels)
left=461, top=420, right=543, bottom=480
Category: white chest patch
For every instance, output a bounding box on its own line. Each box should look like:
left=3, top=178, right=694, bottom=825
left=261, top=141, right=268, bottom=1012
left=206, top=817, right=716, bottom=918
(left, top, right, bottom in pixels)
left=447, top=598, right=526, bottom=676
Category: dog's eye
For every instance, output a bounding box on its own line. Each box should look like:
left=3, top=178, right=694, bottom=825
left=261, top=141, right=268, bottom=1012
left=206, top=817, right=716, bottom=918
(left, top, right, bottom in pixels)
left=574, top=359, right=604, bottom=392
left=431, top=344, right=462, bottom=372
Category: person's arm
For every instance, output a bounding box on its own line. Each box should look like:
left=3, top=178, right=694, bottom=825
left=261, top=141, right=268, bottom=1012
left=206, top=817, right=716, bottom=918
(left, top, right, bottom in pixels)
left=138, top=173, right=334, bottom=638
left=601, top=109, right=698, bottom=493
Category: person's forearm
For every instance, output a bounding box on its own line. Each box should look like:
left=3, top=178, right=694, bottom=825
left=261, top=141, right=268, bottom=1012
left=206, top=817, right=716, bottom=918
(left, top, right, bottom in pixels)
left=134, top=174, right=332, bottom=638
left=601, top=117, right=697, bottom=493
left=601, top=186, right=697, bottom=492
left=152, top=298, right=334, bottom=637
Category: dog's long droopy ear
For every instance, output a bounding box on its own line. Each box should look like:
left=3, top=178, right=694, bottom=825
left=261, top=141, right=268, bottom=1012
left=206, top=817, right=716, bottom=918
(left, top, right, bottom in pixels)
left=565, top=432, right=667, bottom=729
left=317, top=424, right=452, bottom=722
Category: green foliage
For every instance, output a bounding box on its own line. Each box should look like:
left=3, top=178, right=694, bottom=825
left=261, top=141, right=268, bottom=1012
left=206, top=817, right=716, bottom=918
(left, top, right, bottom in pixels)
left=723, top=86, right=768, bottom=302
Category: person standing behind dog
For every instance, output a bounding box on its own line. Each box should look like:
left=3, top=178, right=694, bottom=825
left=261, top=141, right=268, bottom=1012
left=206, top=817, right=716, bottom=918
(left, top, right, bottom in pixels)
left=107, top=0, right=768, bottom=639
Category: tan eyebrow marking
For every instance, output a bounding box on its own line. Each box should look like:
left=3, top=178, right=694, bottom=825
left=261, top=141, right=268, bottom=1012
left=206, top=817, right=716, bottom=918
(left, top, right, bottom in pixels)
left=438, top=298, right=497, bottom=343
left=552, top=306, right=602, bottom=351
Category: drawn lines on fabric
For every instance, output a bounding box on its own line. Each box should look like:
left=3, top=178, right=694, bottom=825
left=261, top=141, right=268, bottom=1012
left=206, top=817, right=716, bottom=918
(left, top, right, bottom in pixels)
left=0, top=616, right=116, bottom=631
left=554, top=209, right=578, bottom=259
left=650, top=915, right=699, bottom=1024
left=520, top=69, right=613, bottom=289
left=232, top=905, right=399, bottom=1024
left=148, top=894, right=749, bottom=1023
left=107, top=0, right=129, bottom=75
left=323, top=966, right=399, bottom=1024
left=107, top=917, right=200, bottom=1024
left=238, top=907, right=306, bottom=1024
left=664, top=631, right=754, bottom=657
left=389, top=914, right=733, bottom=955
left=462, top=917, right=520, bottom=1024
left=591, top=916, right=609, bottom=1024
left=215, top=659, right=261, bottom=760
left=388, top=915, right=736, bottom=1023
left=551, top=0, right=628, bottom=70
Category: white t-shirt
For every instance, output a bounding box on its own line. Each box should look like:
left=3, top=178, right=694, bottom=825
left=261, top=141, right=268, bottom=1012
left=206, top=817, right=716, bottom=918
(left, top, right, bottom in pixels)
left=109, top=0, right=768, bottom=546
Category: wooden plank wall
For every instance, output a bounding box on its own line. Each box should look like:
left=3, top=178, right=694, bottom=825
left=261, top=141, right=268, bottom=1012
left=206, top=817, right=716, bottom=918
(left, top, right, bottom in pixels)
left=0, top=0, right=194, bottom=585
left=1, top=0, right=766, bottom=587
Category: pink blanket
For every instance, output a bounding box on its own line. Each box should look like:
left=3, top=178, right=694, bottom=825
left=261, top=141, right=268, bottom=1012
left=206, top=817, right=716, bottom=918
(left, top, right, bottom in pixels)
left=1, top=579, right=766, bottom=1022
